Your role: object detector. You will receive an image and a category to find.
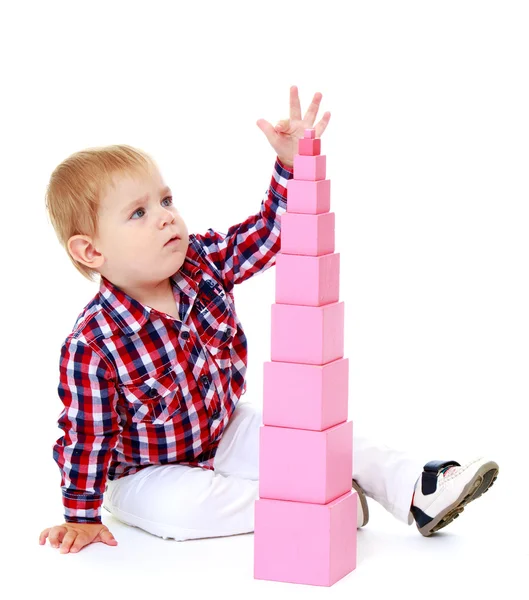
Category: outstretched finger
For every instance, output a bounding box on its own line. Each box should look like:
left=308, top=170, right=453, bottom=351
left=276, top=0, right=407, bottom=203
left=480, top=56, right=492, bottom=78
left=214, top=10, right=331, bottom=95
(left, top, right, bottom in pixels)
left=289, top=85, right=302, bottom=121
left=303, top=92, right=323, bottom=127
left=315, top=111, right=331, bottom=138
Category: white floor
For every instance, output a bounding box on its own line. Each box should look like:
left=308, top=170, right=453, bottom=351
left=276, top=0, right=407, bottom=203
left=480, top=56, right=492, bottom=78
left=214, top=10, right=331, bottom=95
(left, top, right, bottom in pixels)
left=14, top=465, right=526, bottom=600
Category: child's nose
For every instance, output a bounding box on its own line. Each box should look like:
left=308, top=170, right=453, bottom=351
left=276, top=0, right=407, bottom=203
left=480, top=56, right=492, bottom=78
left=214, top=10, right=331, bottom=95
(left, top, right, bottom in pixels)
left=160, top=209, right=175, bottom=225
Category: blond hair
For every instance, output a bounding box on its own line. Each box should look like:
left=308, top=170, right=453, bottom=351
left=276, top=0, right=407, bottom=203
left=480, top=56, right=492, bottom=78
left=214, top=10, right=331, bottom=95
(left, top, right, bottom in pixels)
left=45, top=144, right=157, bottom=282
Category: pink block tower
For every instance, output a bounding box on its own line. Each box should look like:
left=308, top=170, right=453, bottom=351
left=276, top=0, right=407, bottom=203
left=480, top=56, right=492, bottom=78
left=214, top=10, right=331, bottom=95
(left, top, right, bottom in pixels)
left=253, top=130, right=357, bottom=587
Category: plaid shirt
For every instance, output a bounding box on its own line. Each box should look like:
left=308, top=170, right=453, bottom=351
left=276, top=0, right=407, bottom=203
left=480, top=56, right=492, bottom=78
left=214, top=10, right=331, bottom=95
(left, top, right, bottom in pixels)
left=52, top=157, right=293, bottom=523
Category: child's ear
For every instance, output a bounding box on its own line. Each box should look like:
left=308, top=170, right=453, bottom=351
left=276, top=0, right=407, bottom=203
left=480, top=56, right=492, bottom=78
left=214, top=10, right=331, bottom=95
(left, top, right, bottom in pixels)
left=67, top=235, right=105, bottom=269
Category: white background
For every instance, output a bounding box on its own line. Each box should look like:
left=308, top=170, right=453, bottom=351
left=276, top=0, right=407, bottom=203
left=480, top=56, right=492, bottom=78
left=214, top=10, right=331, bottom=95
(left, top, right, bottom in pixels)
left=1, top=1, right=528, bottom=598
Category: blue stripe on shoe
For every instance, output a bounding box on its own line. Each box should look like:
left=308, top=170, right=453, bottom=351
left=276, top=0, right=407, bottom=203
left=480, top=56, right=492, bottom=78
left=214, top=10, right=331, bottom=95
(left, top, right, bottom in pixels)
left=421, top=460, right=461, bottom=495
left=411, top=505, right=433, bottom=528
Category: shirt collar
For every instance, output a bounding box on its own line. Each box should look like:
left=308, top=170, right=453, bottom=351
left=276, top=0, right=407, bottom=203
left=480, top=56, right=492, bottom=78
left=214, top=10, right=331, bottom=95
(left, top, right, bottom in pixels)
left=99, top=255, right=203, bottom=337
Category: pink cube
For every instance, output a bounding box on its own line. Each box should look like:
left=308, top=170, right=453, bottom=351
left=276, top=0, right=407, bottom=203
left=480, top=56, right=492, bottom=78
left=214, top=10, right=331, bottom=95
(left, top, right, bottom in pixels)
left=294, top=154, right=326, bottom=180
left=298, top=138, right=321, bottom=156
left=287, top=179, right=330, bottom=214
left=263, top=358, right=349, bottom=430
left=304, top=128, right=316, bottom=139
left=271, top=301, right=344, bottom=364
left=280, top=212, right=335, bottom=256
left=259, top=420, right=353, bottom=503
left=275, top=253, right=339, bottom=306
left=254, top=491, right=357, bottom=586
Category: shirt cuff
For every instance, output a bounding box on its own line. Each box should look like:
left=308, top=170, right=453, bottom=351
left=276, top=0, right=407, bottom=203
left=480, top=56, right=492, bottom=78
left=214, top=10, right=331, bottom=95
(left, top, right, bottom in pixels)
left=63, top=490, right=103, bottom=523
left=276, top=156, right=294, bottom=173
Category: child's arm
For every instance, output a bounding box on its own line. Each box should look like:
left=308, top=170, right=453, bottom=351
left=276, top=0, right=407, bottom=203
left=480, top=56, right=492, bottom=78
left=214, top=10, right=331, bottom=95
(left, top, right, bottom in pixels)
left=192, top=156, right=293, bottom=291
left=52, top=336, right=121, bottom=524
left=191, top=86, right=330, bottom=292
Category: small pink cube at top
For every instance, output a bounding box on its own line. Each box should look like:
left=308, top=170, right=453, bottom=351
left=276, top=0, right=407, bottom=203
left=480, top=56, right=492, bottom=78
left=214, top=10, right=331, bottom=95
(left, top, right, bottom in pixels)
left=304, top=128, right=316, bottom=139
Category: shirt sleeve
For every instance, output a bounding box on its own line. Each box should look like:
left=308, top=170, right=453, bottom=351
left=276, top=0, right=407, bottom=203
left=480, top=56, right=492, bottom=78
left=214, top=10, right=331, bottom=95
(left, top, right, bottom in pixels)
left=52, top=336, right=121, bottom=524
left=192, top=156, right=293, bottom=291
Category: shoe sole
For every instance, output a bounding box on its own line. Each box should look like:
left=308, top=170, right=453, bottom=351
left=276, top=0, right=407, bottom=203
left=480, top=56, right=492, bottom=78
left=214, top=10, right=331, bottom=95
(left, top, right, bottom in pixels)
left=418, top=460, right=499, bottom=537
left=352, top=479, right=369, bottom=527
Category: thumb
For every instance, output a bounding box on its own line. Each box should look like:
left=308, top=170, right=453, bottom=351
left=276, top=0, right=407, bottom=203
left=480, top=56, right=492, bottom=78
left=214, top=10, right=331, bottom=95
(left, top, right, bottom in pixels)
left=99, top=529, right=118, bottom=546
left=256, top=118, right=279, bottom=145
left=275, top=119, right=290, bottom=132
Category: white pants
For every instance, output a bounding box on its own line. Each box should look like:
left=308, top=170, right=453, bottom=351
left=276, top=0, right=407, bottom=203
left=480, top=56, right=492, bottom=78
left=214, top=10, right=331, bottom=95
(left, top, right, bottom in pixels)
left=103, top=401, right=423, bottom=541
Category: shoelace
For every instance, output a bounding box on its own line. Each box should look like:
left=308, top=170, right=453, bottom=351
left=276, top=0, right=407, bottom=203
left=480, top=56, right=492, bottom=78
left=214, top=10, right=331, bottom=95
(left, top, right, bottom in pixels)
left=441, top=466, right=457, bottom=477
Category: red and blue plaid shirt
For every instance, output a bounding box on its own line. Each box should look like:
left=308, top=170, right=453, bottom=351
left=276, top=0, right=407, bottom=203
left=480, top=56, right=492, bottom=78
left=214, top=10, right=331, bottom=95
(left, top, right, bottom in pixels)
left=52, top=157, right=293, bottom=523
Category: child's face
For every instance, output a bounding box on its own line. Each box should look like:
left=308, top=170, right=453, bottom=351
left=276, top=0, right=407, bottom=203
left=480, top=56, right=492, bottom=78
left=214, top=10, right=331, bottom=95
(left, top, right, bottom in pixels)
left=69, top=165, right=189, bottom=288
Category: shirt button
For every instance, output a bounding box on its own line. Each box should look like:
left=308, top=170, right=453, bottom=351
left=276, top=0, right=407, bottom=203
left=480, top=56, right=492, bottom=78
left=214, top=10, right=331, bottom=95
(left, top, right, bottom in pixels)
left=201, top=375, right=210, bottom=386
left=148, top=389, right=158, bottom=398
left=181, top=331, right=190, bottom=340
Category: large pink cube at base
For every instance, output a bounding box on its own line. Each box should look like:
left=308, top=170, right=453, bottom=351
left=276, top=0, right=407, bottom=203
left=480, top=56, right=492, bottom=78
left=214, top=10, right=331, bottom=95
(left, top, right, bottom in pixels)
left=280, top=212, right=335, bottom=256
left=275, top=252, right=340, bottom=306
left=254, top=490, right=357, bottom=586
left=259, top=420, right=353, bottom=503
left=271, top=301, right=344, bottom=364
left=263, top=358, right=348, bottom=430
left=286, top=179, right=330, bottom=214
left=294, top=154, right=326, bottom=180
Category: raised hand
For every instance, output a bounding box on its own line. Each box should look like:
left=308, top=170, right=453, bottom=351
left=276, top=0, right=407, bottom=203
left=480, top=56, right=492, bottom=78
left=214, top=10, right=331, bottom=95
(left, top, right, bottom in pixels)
left=256, top=85, right=331, bottom=167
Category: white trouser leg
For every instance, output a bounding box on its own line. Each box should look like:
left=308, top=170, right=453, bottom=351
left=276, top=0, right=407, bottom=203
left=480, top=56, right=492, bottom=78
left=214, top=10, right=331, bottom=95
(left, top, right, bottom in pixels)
left=103, top=401, right=260, bottom=541
left=212, top=400, right=261, bottom=480
left=352, top=434, right=423, bottom=524
left=103, top=399, right=424, bottom=539
left=215, top=404, right=424, bottom=526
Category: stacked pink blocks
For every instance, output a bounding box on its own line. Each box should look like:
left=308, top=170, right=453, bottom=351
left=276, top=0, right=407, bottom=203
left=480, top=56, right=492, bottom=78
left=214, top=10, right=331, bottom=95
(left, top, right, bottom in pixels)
left=254, top=129, right=357, bottom=587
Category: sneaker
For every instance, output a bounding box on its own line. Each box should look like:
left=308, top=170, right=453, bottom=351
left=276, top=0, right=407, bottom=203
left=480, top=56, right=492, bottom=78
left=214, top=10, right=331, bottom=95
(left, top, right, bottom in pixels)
left=352, top=479, right=369, bottom=527
left=411, top=458, right=499, bottom=537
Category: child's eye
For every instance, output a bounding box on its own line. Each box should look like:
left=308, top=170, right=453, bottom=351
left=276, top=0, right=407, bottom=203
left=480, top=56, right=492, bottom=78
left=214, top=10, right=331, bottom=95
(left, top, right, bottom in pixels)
left=131, top=197, right=173, bottom=219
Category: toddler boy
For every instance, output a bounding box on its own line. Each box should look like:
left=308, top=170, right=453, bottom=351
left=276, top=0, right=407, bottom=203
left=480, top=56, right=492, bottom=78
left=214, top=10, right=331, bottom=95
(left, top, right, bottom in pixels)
left=39, top=87, right=498, bottom=554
